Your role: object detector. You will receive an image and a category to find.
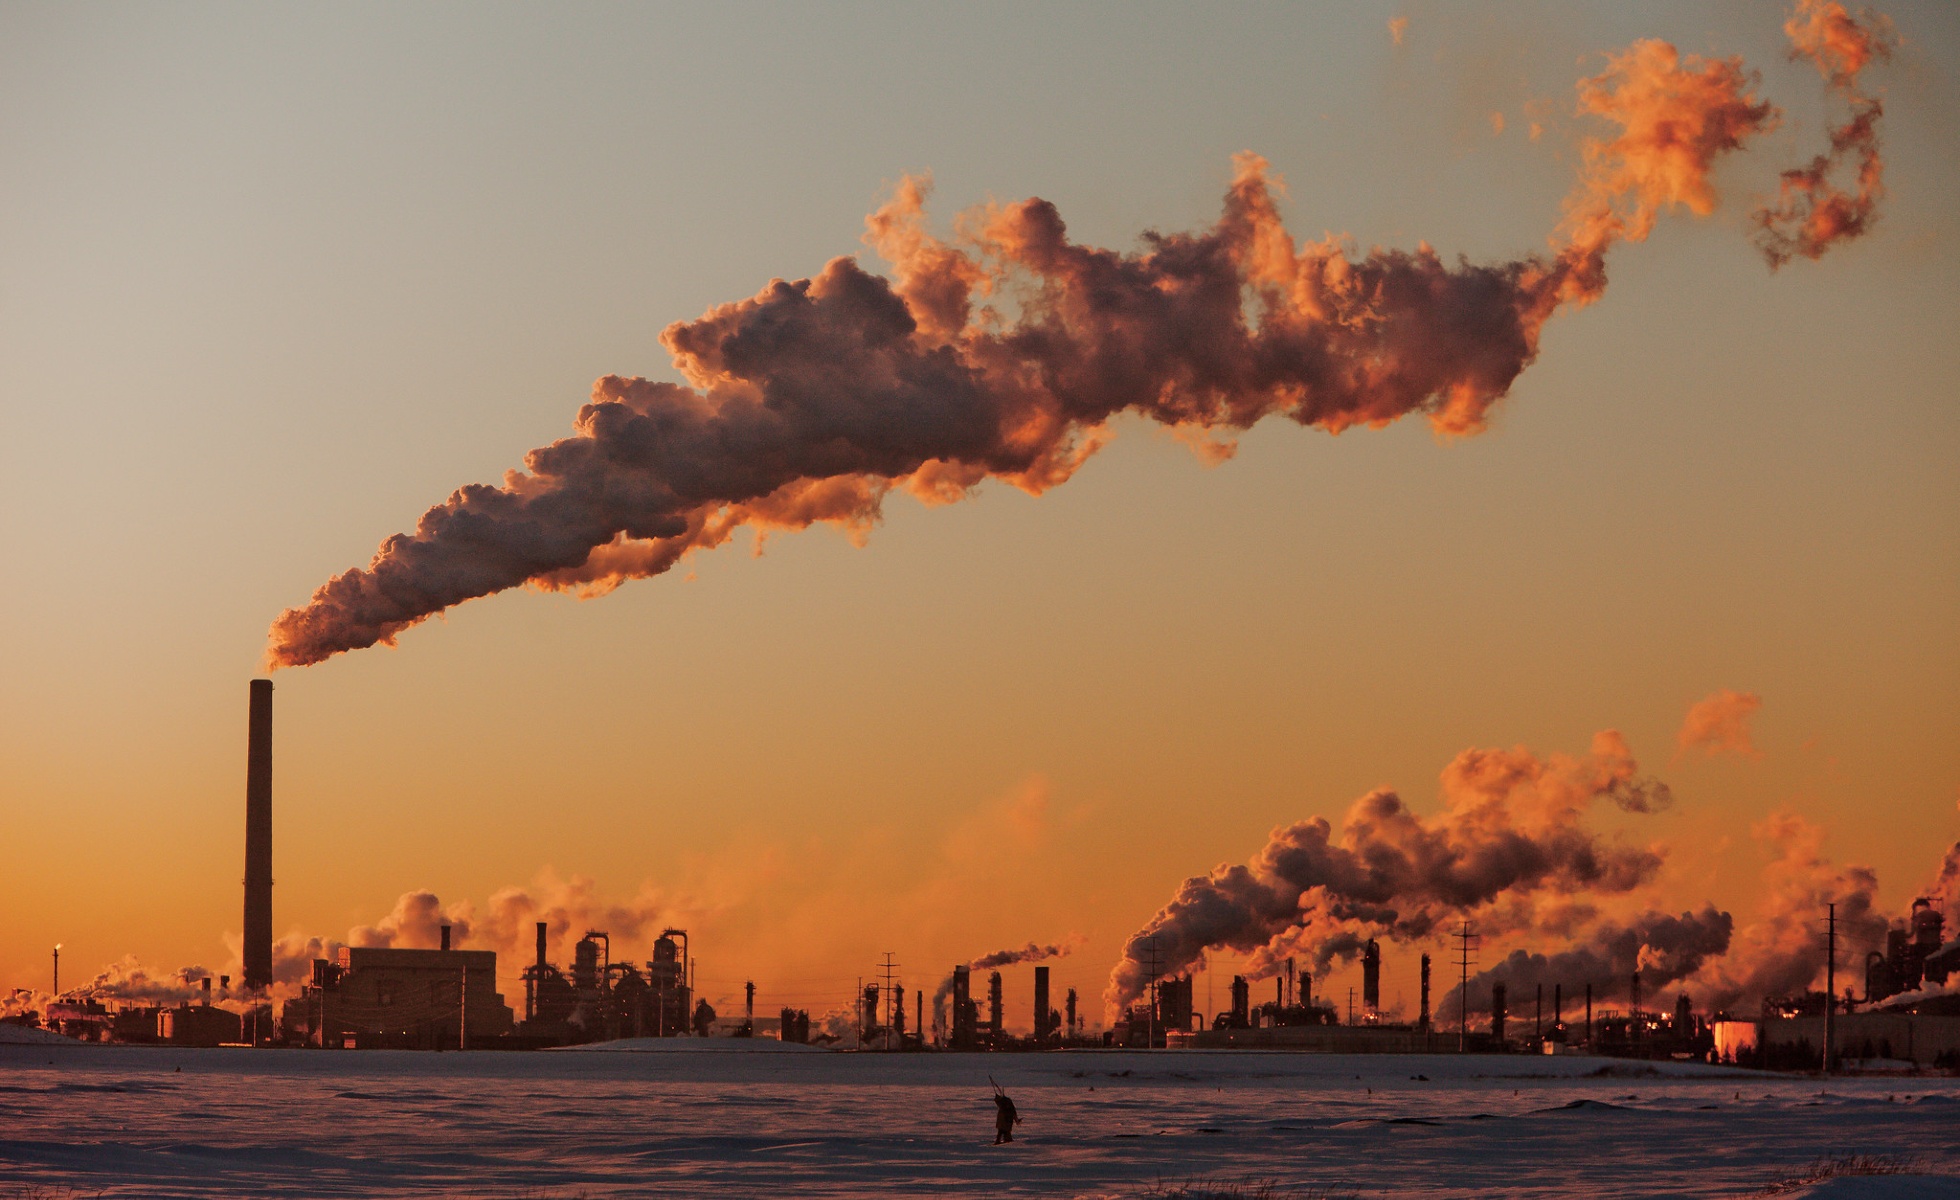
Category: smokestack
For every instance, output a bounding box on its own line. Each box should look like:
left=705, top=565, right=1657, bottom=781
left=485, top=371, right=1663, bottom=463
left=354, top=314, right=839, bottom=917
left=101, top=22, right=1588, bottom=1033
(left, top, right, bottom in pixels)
left=1419, top=954, right=1431, bottom=1034
left=535, top=921, right=548, bottom=968
left=1492, top=982, right=1507, bottom=1044
left=1362, top=939, right=1381, bottom=1012
left=440, top=924, right=452, bottom=952
left=1034, top=966, right=1050, bottom=1046
left=988, top=971, right=1003, bottom=1041
left=242, top=678, right=273, bottom=991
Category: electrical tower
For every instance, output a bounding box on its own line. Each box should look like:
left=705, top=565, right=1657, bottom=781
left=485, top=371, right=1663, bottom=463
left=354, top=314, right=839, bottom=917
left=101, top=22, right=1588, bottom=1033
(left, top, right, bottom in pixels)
left=1823, top=902, right=1837, bottom=1076
left=1454, top=920, right=1479, bottom=1053
left=879, top=952, right=901, bottom=1052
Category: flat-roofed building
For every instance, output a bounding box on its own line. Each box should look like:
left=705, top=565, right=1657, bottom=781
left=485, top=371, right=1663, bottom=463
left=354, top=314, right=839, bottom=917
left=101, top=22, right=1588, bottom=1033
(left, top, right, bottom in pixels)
left=284, top=946, right=513, bottom=1049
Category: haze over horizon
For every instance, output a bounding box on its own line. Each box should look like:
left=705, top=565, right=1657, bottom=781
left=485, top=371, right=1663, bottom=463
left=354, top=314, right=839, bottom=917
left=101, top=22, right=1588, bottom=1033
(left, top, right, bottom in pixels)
left=3, top=1, right=1956, bottom=1027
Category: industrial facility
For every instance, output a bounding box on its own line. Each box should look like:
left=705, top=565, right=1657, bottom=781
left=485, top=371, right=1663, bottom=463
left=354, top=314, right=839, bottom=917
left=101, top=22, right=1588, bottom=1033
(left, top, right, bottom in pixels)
left=5, top=676, right=1957, bottom=1075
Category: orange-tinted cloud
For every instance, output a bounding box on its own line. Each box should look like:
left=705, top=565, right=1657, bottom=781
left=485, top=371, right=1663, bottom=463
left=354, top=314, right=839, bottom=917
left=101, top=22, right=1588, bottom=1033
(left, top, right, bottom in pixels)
left=1557, top=39, right=1777, bottom=299
left=1686, top=810, right=1885, bottom=1008
left=1388, top=16, right=1409, bottom=48
left=1677, top=688, right=1764, bottom=758
left=1753, top=0, right=1896, bottom=268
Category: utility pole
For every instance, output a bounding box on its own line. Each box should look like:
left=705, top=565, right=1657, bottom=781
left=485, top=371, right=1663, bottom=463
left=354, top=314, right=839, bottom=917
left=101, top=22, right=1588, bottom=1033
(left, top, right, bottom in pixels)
left=1454, top=921, right=1478, bottom=1052
left=52, top=944, right=59, bottom=999
left=879, top=953, right=900, bottom=1052
left=1824, top=901, right=1837, bottom=1076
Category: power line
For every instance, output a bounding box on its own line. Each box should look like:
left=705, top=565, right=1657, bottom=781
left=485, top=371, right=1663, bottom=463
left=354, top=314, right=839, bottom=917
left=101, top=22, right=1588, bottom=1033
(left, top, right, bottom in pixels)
left=1454, top=920, right=1479, bottom=1053
left=879, top=952, right=900, bottom=1052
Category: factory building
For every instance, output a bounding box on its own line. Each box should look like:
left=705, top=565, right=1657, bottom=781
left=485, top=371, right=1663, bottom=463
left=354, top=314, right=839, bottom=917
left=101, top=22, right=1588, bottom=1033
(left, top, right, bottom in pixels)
left=283, top=934, right=513, bottom=1050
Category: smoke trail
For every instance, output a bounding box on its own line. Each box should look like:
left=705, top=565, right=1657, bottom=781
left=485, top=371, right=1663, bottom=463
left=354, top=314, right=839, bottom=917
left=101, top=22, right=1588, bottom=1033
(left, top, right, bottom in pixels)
left=1925, top=841, right=1960, bottom=913
left=266, top=31, right=1787, bottom=668
left=1676, top=689, right=1764, bottom=758
left=1439, top=906, right=1734, bottom=1018
left=931, top=938, right=1079, bottom=1035
left=67, top=957, right=217, bottom=1006
left=1103, top=731, right=1671, bottom=1015
left=1753, top=0, right=1895, bottom=268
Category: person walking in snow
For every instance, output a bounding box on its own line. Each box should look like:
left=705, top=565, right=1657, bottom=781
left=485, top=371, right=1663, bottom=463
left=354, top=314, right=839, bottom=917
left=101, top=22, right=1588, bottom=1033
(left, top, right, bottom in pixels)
left=993, top=1087, right=1020, bottom=1144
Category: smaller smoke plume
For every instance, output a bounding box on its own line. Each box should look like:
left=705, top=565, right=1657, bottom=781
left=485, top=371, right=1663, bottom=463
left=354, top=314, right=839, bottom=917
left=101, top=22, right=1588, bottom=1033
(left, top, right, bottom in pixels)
left=1387, top=16, right=1408, bottom=48
left=1559, top=38, right=1778, bottom=293
left=68, top=957, right=217, bottom=1006
left=932, top=938, right=1079, bottom=1034
left=1677, top=689, right=1764, bottom=758
left=1925, top=841, right=1960, bottom=913
left=1441, top=906, right=1734, bottom=1017
left=1686, top=810, right=1886, bottom=1010
left=1753, top=0, right=1895, bottom=267
left=0, top=956, right=252, bottom=1022
left=1104, top=731, right=1672, bottom=1016
left=348, top=890, right=474, bottom=949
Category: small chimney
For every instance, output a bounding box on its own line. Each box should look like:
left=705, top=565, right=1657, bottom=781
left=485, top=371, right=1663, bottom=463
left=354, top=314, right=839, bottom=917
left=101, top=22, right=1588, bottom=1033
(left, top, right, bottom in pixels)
left=535, top=921, right=548, bottom=968
left=201, top=977, right=212, bottom=1007
left=440, top=924, right=452, bottom=952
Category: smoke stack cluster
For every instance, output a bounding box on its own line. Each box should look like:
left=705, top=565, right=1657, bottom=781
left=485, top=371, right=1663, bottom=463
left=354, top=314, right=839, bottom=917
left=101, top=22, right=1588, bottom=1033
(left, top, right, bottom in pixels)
left=933, top=939, right=1077, bottom=1034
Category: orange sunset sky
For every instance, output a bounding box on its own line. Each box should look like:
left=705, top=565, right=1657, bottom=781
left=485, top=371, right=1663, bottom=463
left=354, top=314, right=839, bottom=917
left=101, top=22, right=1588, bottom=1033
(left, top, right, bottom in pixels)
left=2, top=2, right=1956, bottom=1026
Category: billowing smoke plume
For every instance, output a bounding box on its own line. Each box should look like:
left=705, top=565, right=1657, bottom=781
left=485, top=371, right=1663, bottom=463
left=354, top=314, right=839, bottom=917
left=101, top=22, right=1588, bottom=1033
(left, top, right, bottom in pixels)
left=1441, top=906, right=1735, bottom=1018
left=932, top=938, right=1079, bottom=1034
left=1753, top=0, right=1895, bottom=268
left=1676, top=689, right=1764, bottom=758
left=1103, top=731, right=1671, bottom=1016
left=265, top=24, right=1810, bottom=668
left=1683, top=811, right=1886, bottom=1011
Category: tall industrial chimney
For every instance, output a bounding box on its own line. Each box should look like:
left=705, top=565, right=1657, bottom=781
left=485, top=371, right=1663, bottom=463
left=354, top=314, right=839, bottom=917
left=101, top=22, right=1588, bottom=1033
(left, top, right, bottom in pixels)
left=1362, top=939, right=1381, bottom=1012
left=1419, top=953, right=1431, bottom=1035
left=242, top=678, right=274, bottom=991
left=1033, top=965, right=1051, bottom=1046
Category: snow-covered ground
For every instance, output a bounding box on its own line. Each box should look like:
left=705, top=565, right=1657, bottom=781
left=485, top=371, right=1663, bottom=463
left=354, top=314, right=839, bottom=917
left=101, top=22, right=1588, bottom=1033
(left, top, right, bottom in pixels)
left=1, top=1043, right=1955, bottom=1198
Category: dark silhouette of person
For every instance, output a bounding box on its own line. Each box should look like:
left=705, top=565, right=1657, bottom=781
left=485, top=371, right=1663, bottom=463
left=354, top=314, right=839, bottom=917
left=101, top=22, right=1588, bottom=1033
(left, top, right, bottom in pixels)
left=993, top=1089, right=1020, bottom=1144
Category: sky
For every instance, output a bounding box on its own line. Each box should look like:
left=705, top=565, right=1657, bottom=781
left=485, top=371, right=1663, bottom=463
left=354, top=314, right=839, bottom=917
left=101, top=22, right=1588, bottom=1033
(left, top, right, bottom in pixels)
left=2, top=1, right=1956, bottom=1029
